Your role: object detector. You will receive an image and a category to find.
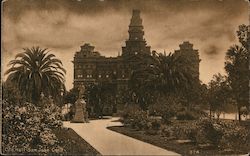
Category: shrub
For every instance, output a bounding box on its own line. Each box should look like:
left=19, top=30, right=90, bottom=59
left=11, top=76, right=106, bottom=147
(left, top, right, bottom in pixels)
left=194, top=119, right=250, bottom=150
left=167, top=121, right=198, bottom=140
left=218, top=120, right=250, bottom=151
left=2, top=99, right=64, bottom=155
left=161, top=125, right=175, bottom=138
left=195, top=119, right=225, bottom=145
left=122, top=105, right=164, bottom=132
left=121, top=105, right=148, bottom=130
left=148, top=103, right=177, bottom=124
left=176, top=110, right=198, bottom=120
left=151, top=119, right=161, bottom=130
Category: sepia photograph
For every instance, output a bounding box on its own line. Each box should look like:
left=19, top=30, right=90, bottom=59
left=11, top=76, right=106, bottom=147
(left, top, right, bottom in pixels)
left=1, top=0, right=250, bottom=155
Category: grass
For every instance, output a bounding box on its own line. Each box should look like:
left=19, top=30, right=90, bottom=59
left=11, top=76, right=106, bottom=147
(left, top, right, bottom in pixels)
left=108, top=125, right=249, bottom=156
left=53, top=128, right=101, bottom=155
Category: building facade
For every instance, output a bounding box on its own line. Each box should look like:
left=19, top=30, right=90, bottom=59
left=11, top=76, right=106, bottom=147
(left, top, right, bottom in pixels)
left=73, top=9, right=200, bottom=90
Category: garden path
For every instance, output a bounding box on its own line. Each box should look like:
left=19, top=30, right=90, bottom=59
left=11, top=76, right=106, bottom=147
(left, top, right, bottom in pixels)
left=63, top=117, right=180, bottom=155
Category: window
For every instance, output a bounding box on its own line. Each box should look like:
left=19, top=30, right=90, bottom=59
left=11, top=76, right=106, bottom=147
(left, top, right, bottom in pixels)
left=98, top=75, right=102, bottom=78
left=86, top=74, right=92, bottom=78
left=135, top=52, right=138, bottom=55
left=77, top=74, right=83, bottom=78
left=106, top=74, right=109, bottom=78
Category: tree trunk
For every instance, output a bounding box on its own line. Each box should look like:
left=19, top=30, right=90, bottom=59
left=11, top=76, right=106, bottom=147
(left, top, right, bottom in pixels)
left=238, top=106, right=241, bottom=121
left=209, top=104, right=212, bottom=119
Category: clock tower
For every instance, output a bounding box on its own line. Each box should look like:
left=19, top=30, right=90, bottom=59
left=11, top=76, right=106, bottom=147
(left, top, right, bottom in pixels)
left=122, top=9, right=151, bottom=57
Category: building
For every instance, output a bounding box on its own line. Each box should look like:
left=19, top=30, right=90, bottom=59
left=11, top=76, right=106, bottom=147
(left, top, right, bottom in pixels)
left=73, top=9, right=152, bottom=90
left=73, top=9, right=200, bottom=90
left=174, top=41, right=200, bottom=81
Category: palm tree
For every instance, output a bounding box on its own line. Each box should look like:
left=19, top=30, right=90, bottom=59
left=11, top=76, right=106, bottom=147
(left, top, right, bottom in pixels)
left=131, top=52, right=195, bottom=94
left=225, top=45, right=249, bottom=121
left=5, top=47, right=66, bottom=104
left=129, top=52, right=196, bottom=109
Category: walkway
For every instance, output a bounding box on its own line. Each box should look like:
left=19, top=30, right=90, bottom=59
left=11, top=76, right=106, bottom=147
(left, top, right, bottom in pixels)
left=63, top=117, right=180, bottom=155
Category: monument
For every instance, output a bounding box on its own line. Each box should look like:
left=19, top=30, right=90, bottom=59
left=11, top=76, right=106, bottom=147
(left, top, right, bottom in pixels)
left=71, top=83, right=88, bottom=123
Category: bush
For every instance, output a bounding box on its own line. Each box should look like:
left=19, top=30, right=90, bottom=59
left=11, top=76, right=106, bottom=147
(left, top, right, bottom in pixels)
left=122, top=105, right=164, bottom=132
left=148, top=103, right=177, bottom=124
left=2, top=99, right=64, bottom=155
left=161, top=125, right=175, bottom=138
left=122, top=105, right=148, bottom=130
left=176, top=110, right=198, bottom=120
left=218, top=120, right=250, bottom=151
left=166, top=121, right=198, bottom=140
left=195, top=119, right=223, bottom=145
left=194, top=119, right=250, bottom=150
left=151, top=119, right=161, bottom=130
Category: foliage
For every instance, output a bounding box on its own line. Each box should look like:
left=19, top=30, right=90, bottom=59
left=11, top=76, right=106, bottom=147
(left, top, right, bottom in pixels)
left=128, top=50, right=201, bottom=110
left=122, top=102, right=249, bottom=151
left=176, top=110, right=199, bottom=120
left=122, top=105, right=147, bottom=129
left=2, top=81, right=23, bottom=105
left=2, top=99, right=64, bottom=155
left=5, top=47, right=66, bottom=104
left=195, top=119, right=223, bottom=145
left=160, top=119, right=250, bottom=151
left=195, top=119, right=250, bottom=150
left=207, top=73, right=231, bottom=117
left=219, top=122, right=250, bottom=151
left=63, top=87, right=79, bottom=105
left=87, top=82, right=117, bottom=117
left=121, top=105, right=163, bottom=133
left=150, top=53, right=197, bottom=93
left=237, top=24, right=249, bottom=49
left=224, top=24, right=249, bottom=120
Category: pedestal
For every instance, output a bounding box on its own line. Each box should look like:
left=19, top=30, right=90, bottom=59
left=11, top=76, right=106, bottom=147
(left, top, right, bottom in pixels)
left=71, top=99, right=86, bottom=123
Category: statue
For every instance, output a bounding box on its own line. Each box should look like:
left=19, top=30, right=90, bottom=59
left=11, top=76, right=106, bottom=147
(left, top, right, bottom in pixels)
left=71, top=83, right=89, bottom=123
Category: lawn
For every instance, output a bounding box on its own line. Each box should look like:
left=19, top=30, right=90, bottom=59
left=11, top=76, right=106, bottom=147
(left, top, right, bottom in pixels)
left=53, top=128, right=101, bottom=155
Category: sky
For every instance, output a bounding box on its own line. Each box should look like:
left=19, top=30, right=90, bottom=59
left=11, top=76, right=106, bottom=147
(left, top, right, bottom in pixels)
left=2, top=0, right=249, bottom=90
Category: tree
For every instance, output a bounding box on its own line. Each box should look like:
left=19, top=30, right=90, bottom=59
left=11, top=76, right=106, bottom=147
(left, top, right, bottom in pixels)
left=225, top=45, right=249, bottom=121
left=5, top=47, right=66, bottom=104
left=87, top=82, right=117, bottom=118
left=237, top=24, right=249, bottom=50
left=224, top=24, right=249, bottom=121
left=208, top=73, right=231, bottom=119
left=63, top=87, right=78, bottom=105
left=129, top=51, right=197, bottom=109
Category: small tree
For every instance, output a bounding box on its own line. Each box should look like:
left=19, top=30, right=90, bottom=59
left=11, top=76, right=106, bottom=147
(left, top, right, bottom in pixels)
left=208, top=73, right=231, bottom=119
